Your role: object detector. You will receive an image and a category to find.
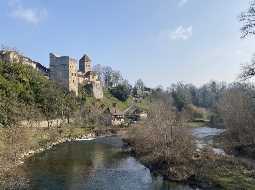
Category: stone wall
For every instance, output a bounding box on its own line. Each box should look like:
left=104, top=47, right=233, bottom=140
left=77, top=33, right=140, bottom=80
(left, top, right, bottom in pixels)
left=78, top=54, right=103, bottom=99
left=49, top=53, right=78, bottom=96
left=79, top=54, right=92, bottom=73
left=68, top=58, right=78, bottom=96
left=92, top=81, right=104, bottom=99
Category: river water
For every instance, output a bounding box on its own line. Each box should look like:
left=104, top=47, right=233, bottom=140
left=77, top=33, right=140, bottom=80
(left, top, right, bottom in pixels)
left=21, top=136, right=196, bottom=190
left=22, top=127, right=223, bottom=190
left=192, top=127, right=225, bottom=155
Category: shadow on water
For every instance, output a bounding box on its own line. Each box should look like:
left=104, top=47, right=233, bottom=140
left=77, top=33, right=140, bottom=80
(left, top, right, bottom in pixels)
left=21, top=136, right=197, bottom=190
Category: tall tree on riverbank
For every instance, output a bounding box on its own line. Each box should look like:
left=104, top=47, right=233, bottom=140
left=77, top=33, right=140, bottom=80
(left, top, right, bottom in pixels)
left=127, top=98, right=196, bottom=181
left=240, top=0, right=255, bottom=38
left=217, top=83, right=255, bottom=148
left=240, top=1, right=255, bottom=80
left=240, top=55, right=255, bottom=80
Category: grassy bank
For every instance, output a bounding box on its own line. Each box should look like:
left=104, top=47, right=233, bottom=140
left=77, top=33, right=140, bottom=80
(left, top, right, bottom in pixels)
left=191, top=156, right=255, bottom=190
left=125, top=127, right=255, bottom=190
left=85, top=90, right=133, bottom=112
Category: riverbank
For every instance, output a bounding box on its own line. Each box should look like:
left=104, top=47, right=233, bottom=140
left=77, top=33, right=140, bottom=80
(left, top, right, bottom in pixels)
left=3, top=123, right=255, bottom=190
left=122, top=126, right=255, bottom=190
left=0, top=124, right=121, bottom=189
left=213, top=131, right=255, bottom=161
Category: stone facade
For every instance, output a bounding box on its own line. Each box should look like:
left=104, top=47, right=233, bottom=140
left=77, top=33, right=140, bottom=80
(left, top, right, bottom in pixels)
left=79, top=54, right=92, bottom=73
left=50, top=53, right=103, bottom=99
left=92, top=80, right=104, bottom=99
left=0, top=50, right=49, bottom=77
left=49, top=53, right=78, bottom=96
left=78, top=55, right=103, bottom=99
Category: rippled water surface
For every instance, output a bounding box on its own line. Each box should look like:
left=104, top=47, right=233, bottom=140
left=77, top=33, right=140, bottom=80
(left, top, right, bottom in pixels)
left=22, top=136, right=196, bottom=190
left=192, top=127, right=225, bottom=155
left=192, top=127, right=225, bottom=139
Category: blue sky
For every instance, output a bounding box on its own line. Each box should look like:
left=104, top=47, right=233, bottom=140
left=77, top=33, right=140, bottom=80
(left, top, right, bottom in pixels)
left=1, top=0, right=255, bottom=87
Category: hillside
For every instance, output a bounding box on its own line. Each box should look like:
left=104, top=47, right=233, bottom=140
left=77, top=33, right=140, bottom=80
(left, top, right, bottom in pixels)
left=0, top=60, right=75, bottom=127
left=0, top=60, right=138, bottom=128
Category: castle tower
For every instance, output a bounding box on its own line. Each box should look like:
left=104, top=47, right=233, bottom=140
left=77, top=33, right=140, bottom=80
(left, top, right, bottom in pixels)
left=79, top=54, right=92, bottom=74
left=49, top=53, right=78, bottom=96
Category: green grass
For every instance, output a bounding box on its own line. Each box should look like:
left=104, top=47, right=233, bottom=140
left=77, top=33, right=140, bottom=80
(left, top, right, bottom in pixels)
left=184, top=120, right=209, bottom=128
left=136, top=96, right=151, bottom=111
left=103, top=90, right=133, bottom=110
left=209, top=166, right=255, bottom=190
left=193, top=157, right=255, bottom=190
left=85, top=90, right=133, bottom=111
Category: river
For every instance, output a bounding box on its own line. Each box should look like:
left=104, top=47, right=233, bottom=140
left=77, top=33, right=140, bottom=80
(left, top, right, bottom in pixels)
left=21, top=127, right=224, bottom=190
left=21, top=136, right=196, bottom=190
left=192, top=127, right=225, bottom=154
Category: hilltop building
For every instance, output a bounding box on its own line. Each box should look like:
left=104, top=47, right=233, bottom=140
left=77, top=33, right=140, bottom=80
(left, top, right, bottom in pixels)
left=50, top=53, right=103, bottom=99
left=0, top=50, right=103, bottom=99
left=77, top=54, right=103, bottom=99
left=49, top=53, right=78, bottom=96
left=0, top=50, right=49, bottom=77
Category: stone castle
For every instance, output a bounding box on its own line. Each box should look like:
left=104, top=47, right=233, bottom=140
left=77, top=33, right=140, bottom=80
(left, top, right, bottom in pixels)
left=0, top=50, right=103, bottom=99
left=50, top=53, right=103, bottom=99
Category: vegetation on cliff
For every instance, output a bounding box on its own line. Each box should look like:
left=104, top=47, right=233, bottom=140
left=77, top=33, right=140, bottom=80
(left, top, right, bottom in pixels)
left=0, top=60, right=79, bottom=128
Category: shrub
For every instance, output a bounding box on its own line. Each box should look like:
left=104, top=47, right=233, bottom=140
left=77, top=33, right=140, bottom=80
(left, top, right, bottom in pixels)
left=83, top=83, right=93, bottom=96
left=217, top=85, right=255, bottom=148
left=127, top=100, right=196, bottom=181
left=0, top=61, right=80, bottom=127
left=109, top=84, right=130, bottom=101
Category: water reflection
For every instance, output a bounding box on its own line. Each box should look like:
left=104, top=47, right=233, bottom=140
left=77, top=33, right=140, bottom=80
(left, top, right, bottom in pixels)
left=22, top=137, right=196, bottom=190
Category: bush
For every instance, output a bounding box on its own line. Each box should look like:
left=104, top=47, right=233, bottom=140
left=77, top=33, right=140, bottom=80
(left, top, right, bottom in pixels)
left=217, top=85, right=255, bottom=148
left=83, top=83, right=93, bottom=96
left=109, top=84, right=130, bottom=101
left=182, top=104, right=208, bottom=122
left=127, top=100, right=196, bottom=181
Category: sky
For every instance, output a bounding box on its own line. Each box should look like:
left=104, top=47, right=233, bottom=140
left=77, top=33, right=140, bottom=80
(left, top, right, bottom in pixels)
left=0, top=0, right=255, bottom=88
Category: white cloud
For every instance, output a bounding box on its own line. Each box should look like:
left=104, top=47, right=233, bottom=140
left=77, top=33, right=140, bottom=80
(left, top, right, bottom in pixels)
left=178, top=0, right=188, bottom=7
left=8, top=0, right=47, bottom=24
left=169, top=26, right=193, bottom=40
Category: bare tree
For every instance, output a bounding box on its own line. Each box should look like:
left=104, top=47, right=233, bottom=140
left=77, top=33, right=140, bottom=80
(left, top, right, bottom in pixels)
left=240, top=1, right=255, bottom=38
left=127, top=99, right=195, bottom=181
left=217, top=86, right=255, bottom=147
left=240, top=55, right=255, bottom=80
left=239, top=1, right=255, bottom=80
